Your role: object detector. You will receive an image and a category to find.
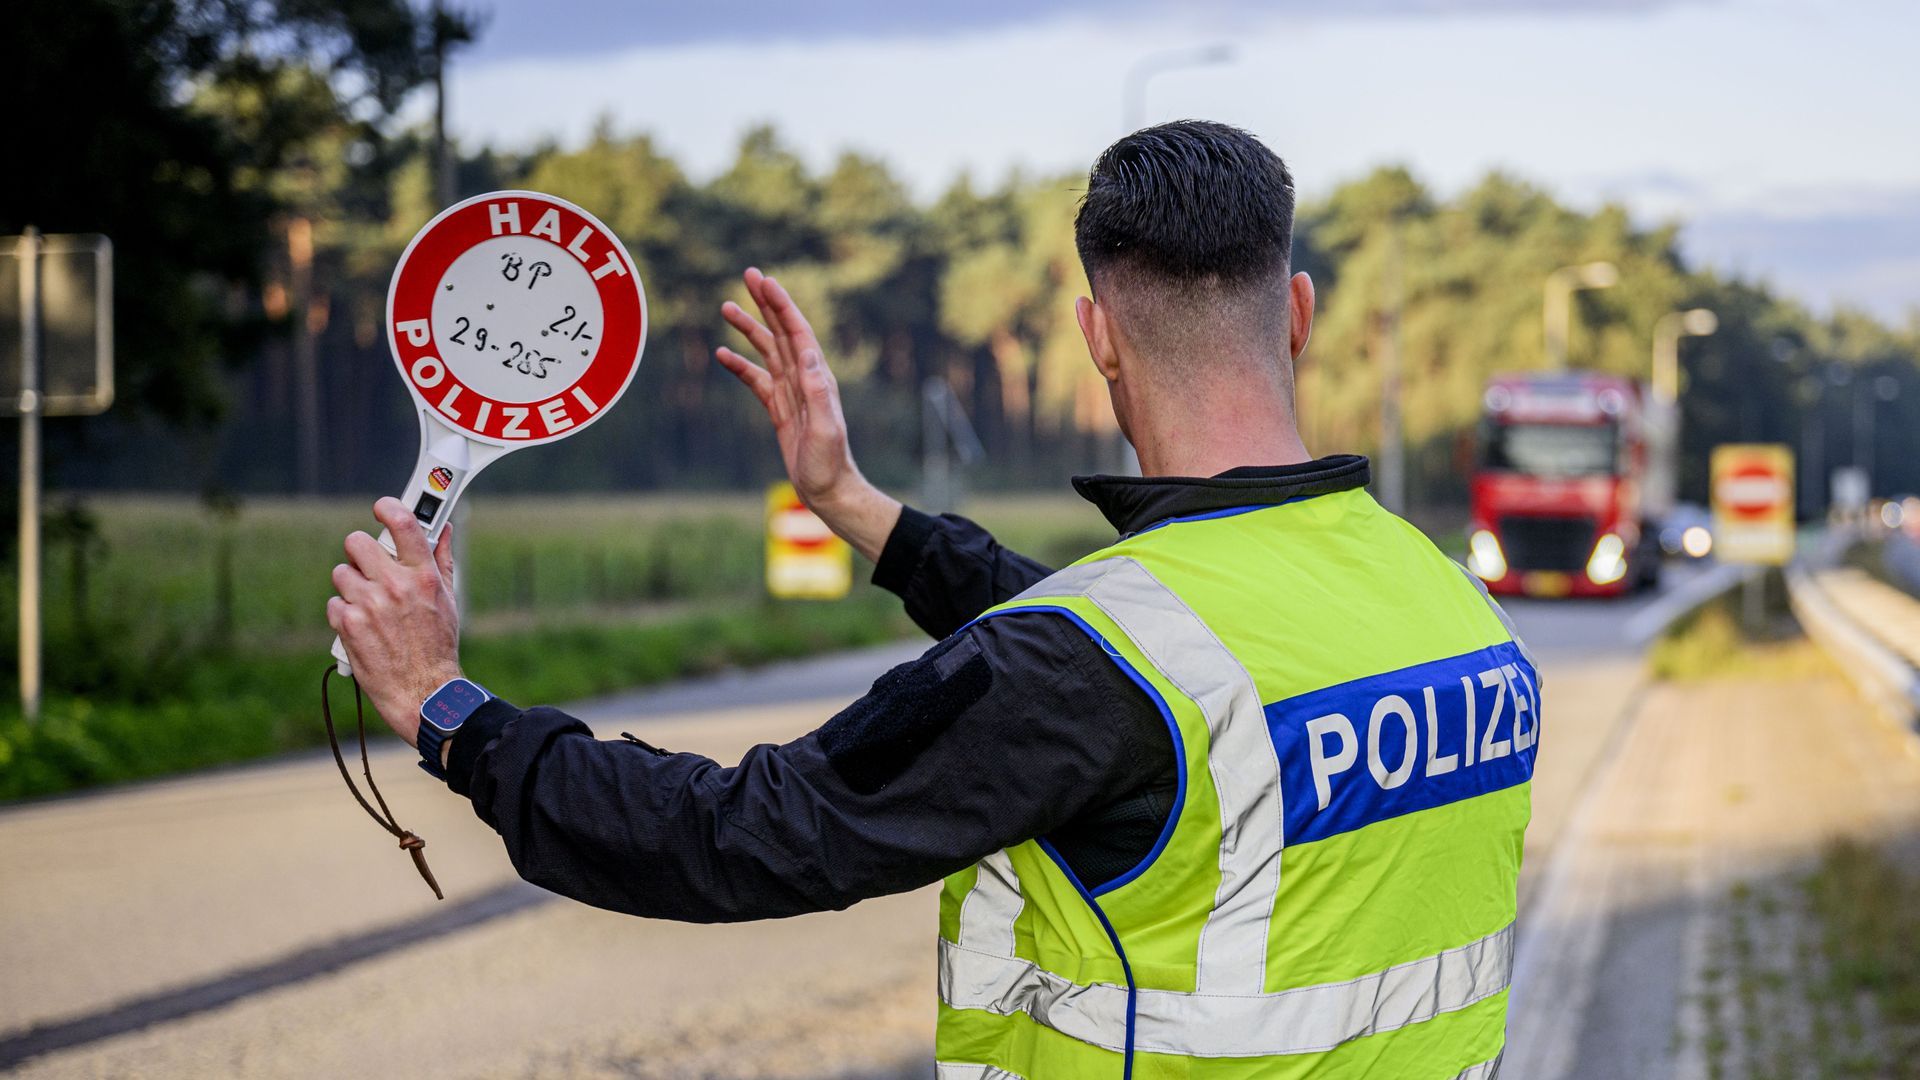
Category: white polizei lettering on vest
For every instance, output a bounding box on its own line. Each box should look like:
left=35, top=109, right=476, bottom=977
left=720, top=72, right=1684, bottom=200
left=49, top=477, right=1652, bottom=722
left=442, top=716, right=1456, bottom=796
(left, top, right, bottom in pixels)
left=1306, top=713, right=1357, bottom=810
left=1512, top=663, right=1540, bottom=752
left=1478, top=669, right=1511, bottom=761
left=1010, top=557, right=1281, bottom=997
left=1504, top=663, right=1535, bottom=753
left=1367, top=695, right=1419, bottom=789
left=956, top=849, right=1023, bottom=958
left=1424, top=684, right=1460, bottom=776
left=1460, top=674, right=1478, bottom=767
left=939, top=921, right=1516, bottom=1058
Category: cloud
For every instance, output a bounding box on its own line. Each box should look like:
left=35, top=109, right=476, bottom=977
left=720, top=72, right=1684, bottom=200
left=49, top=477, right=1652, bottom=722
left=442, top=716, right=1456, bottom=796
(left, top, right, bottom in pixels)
left=464, top=0, right=1712, bottom=63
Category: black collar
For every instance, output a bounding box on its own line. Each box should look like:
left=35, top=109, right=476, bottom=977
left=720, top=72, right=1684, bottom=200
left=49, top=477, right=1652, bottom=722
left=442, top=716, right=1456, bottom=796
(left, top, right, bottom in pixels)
left=1071, top=454, right=1371, bottom=536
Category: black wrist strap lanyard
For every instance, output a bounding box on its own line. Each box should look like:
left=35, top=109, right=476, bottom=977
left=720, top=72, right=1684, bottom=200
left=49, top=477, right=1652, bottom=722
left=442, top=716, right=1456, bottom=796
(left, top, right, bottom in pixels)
left=320, top=665, right=444, bottom=900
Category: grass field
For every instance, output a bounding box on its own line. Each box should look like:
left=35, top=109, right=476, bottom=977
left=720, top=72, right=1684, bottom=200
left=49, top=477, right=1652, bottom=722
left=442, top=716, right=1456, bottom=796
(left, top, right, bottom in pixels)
left=0, top=490, right=1112, bottom=799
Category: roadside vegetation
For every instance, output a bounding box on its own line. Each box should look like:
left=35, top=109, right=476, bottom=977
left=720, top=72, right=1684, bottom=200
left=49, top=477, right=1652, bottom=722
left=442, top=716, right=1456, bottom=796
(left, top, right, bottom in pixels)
left=0, top=493, right=1108, bottom=801
left=1697, top=843, right=1920, bottom=1079
left=1647, top=570, right=1829, bottom=682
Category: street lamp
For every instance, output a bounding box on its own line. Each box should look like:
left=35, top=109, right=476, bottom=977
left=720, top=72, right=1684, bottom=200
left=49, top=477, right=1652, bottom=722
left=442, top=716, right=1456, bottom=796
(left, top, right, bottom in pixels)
left=1858, top=373, right=1902, bottom=495
left=1650, top=307, right=1716, bottom=405
left=1123, top=45, right=1235, bottom=131
left=1543, top=261, right=1618, bottom=370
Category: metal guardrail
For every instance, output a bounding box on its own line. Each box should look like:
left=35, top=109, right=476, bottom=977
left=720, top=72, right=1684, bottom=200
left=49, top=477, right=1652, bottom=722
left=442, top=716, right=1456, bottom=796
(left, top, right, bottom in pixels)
left=1786, top=562, right=1920, bottom=729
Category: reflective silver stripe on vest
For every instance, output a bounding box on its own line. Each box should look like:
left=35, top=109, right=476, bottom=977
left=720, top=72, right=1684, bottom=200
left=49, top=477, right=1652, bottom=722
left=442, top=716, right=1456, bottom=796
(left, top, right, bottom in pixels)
left=957, top=850, right=1023, bottom=957
left=940, top=921, right=1514, bottom=1058
left=1010, top=556, right=1281, bottom=996
left=934, top=1063, right=1029, bottom=1080
left=1456, top=563, right=1539, bottom=675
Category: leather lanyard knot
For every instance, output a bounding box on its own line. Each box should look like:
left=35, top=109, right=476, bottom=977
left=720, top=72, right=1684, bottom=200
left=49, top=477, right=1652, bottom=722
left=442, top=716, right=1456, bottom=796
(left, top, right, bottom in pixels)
left=321, top=666, right=444, bottom=900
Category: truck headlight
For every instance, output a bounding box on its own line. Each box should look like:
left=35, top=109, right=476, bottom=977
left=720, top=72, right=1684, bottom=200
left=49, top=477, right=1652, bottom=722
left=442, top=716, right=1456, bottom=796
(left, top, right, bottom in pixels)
left=1587, top=532, right=1628, bottom=585
left=1468, top=529, right=1507, bottom=581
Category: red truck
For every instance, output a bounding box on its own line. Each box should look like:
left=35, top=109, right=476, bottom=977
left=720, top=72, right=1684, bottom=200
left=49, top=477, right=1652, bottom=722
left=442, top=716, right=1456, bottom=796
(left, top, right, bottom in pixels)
left=1467, top=372, right=1670, bottom=598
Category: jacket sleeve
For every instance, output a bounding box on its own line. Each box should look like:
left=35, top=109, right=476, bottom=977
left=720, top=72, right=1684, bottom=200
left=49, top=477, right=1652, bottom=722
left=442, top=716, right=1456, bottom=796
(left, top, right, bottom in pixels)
left=870, top=506, right=1059, bottom=639
left=448, top=611, right=1167, bottom=922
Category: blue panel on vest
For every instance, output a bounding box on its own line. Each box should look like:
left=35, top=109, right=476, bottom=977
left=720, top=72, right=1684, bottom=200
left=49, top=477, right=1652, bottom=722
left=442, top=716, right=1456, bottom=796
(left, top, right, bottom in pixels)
left=1265, top=642, right=1539, bottom=845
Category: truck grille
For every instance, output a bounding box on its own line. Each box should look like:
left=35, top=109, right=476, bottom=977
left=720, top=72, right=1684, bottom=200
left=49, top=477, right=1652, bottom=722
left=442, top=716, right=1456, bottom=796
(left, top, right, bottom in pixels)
left=1498, top=515, right=1596, bottom=572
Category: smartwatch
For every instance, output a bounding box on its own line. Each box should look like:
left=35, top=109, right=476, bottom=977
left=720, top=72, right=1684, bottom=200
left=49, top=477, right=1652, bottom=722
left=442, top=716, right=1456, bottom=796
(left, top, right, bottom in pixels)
left=418, top=677, right=491, bottom=780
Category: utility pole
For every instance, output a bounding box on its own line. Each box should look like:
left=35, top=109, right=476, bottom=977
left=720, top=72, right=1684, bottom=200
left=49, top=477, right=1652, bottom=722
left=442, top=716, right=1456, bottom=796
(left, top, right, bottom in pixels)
left=289, top=216, right=321, bottom=493
left=1122, top=45, right=1234, bottom=131
left=1376, top=222, right=1406, bottom=514
left=16, top=228, right=41, bottom=721
left=432, top=0, right=456, bottom=208
left=1543, top=261, right=1618, bottom=370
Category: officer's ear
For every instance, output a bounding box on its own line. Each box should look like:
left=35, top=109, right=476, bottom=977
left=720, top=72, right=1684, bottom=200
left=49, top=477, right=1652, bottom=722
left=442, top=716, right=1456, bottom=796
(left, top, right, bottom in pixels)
left=1076, top=295, right=1123, bottom=383
left=1288, top=271, right=1315, bottom=361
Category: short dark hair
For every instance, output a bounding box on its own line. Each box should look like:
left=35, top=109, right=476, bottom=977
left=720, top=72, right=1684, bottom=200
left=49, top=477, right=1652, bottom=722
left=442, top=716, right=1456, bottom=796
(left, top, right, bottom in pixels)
left=1074, top=121, right=1297, bottom=380
left=1075, top=120, right=1295, bottom=290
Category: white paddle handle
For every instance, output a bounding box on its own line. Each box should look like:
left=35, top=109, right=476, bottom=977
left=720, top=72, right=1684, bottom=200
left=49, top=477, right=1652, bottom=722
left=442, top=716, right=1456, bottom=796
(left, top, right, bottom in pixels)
left=332, top=434, right=472, bottom=677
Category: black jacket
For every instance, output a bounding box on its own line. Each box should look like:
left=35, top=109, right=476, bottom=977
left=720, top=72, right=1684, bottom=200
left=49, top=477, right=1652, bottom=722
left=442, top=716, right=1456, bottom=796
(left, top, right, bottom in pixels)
left=447, top=455, right=1370, bottom=921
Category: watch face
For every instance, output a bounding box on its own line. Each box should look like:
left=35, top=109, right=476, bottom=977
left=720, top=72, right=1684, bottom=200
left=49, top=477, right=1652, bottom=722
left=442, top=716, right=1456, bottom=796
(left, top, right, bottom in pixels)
left=422, top=678, right=488, bottom=732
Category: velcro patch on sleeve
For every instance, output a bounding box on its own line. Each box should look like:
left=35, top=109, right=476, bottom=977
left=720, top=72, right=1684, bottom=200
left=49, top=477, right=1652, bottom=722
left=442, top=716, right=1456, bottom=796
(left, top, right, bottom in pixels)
left=818, top=632, right=992, bottom=795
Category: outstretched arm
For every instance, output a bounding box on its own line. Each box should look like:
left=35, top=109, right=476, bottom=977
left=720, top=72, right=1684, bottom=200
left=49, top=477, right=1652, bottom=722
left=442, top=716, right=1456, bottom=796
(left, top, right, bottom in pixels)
left=714, top=268, right=901, bottom=562
left=715, top=269, right=1060, bottom=636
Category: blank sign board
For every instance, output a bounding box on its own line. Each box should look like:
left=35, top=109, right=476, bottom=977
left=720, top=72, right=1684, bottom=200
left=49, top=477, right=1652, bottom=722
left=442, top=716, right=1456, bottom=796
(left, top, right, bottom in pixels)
left=0, top=234, right=113, bottom=416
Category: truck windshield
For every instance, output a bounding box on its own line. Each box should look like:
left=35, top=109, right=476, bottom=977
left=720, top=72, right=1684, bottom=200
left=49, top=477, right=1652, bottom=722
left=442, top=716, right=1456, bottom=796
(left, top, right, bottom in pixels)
left=1481, top=422, right=1618, bottom=477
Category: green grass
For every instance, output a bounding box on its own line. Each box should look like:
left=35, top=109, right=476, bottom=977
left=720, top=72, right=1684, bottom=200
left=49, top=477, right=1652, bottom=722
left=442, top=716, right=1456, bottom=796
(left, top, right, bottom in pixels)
left=0, top=491, right=1107, bottom=800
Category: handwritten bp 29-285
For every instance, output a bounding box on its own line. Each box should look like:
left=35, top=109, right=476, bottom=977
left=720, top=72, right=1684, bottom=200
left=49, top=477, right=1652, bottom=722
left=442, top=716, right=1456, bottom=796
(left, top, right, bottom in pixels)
left=320, top=192, right=646, bottom=900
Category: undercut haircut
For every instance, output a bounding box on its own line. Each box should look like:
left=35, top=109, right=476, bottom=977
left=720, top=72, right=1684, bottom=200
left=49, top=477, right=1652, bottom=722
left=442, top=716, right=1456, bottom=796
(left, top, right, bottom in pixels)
left=1075, top=121, right=1297, bottom=387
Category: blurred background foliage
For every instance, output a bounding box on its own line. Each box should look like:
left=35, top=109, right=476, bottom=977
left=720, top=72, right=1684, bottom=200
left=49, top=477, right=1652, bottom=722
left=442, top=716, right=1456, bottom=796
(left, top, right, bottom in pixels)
left=10, top=1, right=1918, bottom=516
left=3, top=0, right=1919, bottom=795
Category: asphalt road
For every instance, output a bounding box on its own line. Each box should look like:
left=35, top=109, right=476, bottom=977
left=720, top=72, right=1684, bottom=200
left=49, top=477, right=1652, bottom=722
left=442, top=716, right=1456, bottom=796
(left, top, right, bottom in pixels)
left=0, top=566, right=1715, bottom=1078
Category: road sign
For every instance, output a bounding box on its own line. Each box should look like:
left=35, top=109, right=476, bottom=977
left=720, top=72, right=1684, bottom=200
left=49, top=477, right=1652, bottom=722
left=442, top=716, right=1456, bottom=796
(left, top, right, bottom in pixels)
left=5, top=230, right=114, bottom=723
left=1711, top=443, right=1795, bottom=565
left=765, top=482, right=851, bottom=600
left=332, top=191, right=647, bottom=674
left=1, top=233, right=112, bottom=416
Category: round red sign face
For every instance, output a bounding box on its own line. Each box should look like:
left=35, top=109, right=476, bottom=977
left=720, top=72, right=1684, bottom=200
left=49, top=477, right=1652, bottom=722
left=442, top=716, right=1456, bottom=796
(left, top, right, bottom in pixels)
left=1721, top=461, right=1788, bottom=519
left=386, top=190, right=646, bottom=447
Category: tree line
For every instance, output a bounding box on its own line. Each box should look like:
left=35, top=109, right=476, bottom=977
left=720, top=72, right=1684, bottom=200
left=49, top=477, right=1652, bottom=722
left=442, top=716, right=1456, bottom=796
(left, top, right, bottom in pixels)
left=11, top=0, right=1919, bottom=516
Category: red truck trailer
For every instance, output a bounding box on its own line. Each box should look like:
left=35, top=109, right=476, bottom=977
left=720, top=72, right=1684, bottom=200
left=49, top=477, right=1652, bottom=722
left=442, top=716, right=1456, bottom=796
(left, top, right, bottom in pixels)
left=1467, top=372, right=1669, bottom=598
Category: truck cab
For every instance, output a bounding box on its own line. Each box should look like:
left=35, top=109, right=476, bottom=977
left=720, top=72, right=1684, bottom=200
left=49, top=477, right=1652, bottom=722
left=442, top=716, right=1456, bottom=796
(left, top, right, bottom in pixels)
left=1467, top=372, right=1663, bottom=598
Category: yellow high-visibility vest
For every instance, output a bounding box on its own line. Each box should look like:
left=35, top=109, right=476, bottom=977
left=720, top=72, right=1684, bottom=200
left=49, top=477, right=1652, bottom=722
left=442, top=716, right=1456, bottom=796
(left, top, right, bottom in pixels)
left=936, top=488, right=1537, bottom=1079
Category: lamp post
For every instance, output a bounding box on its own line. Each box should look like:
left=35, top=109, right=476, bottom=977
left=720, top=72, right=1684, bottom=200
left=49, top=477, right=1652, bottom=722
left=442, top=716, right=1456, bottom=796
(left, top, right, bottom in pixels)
left=1123, top=45, right=1235, bottom=131
left=1650, top=308, right=1716, bottom=406
left=1543, top=261, right=1618, bottom=370
left=1857, top=373, right=1902, bottom=497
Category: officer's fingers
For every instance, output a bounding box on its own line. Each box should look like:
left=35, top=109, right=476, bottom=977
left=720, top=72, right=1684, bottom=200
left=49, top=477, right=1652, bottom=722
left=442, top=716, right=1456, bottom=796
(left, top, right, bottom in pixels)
left=434, top=526, right=455, bottom=587
left=715, top=347, right=776, bottom=409
left=343, top=530, right=394, bottom=579
left=743, top=269, right=792, bottom=378
left=332, top=562, right=374, bottom=604
left=720, top=301, right=779, bottom=364
left=326, top=595, right=356, bottom=635
left=762, top=276, right=821, bottom=354
left=374, top=496, right=434, bottom=568
left=800, top=356, right=846, bottom=444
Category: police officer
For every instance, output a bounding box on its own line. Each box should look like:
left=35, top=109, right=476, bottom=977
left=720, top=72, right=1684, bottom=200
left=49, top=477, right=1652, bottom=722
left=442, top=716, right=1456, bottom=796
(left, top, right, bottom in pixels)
left=331, top=120, right=1537, bottom=1078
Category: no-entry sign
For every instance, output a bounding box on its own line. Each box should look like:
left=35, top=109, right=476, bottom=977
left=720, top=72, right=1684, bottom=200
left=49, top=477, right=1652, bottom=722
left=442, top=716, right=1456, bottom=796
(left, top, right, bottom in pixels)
left=334, top=191, right=647, bottom=675
left=1711, top=444, right=1794, bottom=565
left=765, top=482, right=851, bottom=600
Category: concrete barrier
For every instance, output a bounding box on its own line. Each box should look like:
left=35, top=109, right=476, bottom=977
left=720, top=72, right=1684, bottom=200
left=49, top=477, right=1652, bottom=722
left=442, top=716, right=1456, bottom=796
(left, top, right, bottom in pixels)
left=1786, top=564, right=1920, bottom=730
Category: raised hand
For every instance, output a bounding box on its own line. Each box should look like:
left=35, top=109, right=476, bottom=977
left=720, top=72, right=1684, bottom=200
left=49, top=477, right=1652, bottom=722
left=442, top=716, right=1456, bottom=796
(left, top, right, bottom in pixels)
left=716, top=268, right=899, bottom=561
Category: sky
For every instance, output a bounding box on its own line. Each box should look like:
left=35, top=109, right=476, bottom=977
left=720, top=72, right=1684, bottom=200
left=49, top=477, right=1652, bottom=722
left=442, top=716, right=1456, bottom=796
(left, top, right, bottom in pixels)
left=442, top=0, right=1920, bottom=322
